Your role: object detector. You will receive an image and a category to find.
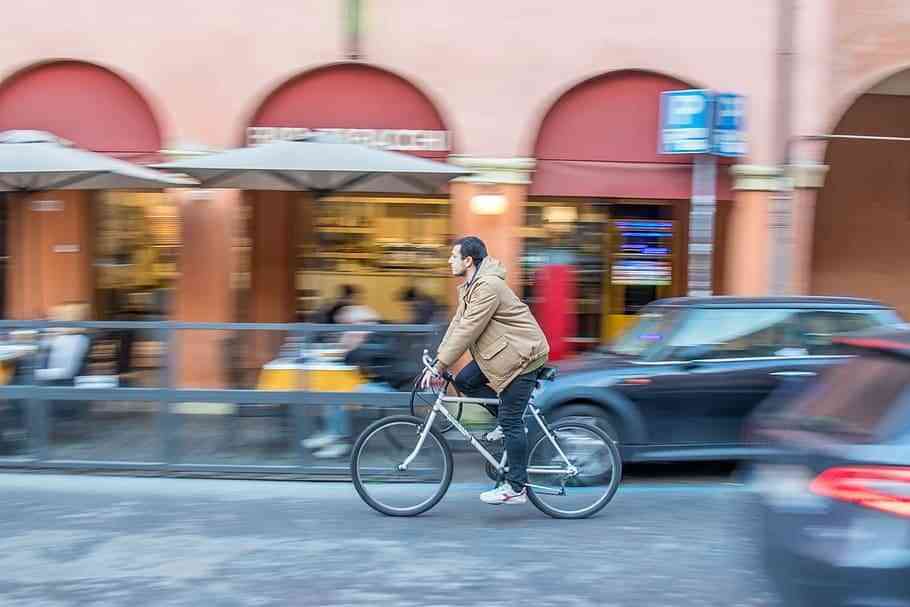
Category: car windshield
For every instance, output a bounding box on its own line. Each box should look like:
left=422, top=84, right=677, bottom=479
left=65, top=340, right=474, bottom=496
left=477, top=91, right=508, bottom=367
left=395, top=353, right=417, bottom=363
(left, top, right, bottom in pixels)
left=604, top=307, right=684, bottom=358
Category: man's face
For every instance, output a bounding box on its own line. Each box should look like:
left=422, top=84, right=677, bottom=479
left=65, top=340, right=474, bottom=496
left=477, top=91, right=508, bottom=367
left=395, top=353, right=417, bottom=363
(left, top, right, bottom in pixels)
left=448, top=245, right=471, bottom=277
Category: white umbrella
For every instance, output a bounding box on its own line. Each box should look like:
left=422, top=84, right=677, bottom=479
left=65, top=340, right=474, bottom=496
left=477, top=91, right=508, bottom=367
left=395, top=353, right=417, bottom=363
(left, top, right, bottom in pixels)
left=153, top=133, right=470, bottom=194
left=0, top=130, right=192, bottom=191
left=0, top=130, right=191, bottom=319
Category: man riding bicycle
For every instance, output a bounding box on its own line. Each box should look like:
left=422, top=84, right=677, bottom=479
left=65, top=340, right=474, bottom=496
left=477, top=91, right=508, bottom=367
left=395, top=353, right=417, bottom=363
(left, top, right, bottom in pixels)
left=421, top=236, right=549, bottom=505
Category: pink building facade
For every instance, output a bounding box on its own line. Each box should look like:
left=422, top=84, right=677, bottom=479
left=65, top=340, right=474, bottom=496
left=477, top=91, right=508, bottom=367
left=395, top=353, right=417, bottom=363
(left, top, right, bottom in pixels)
left=0, top=0, right=908, bottom=383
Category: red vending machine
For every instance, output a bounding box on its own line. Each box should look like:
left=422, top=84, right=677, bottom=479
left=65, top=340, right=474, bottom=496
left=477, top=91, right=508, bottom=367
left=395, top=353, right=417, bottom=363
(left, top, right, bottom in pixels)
left=533, top=264, right=577, bottom=361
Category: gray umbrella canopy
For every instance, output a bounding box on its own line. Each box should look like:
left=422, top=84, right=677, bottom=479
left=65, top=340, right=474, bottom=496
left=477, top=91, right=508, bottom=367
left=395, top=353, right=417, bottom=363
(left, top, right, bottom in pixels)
left=153, top=133, right=471, bottom=194
left=0, top=130, right=192, bottom=192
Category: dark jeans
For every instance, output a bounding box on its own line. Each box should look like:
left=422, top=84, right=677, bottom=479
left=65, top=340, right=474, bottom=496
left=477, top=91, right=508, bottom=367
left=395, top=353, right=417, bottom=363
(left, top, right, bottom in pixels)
left=454, top=360, right=537, bottom=491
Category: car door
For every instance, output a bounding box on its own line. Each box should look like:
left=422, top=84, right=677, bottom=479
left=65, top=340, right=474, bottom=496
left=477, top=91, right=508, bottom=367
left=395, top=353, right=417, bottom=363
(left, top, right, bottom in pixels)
left=631, top=307, right=806, bottom=446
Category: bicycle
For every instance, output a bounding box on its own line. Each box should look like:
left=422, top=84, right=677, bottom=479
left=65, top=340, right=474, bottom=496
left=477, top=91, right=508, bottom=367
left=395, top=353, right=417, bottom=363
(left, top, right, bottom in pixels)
left=350, top=351, right=622, bottom=518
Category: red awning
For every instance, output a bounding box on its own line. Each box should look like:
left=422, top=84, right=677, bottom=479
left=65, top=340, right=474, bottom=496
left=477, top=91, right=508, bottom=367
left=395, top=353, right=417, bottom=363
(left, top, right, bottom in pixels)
left=530, top=159, right=732, bottom=200
left=0, top=61, right=162, bottom=159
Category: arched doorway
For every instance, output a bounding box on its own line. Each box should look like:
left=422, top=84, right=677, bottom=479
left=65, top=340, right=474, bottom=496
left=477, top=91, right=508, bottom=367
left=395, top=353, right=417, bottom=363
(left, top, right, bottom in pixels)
left=812, top=69, right=910, bottom=318
left=0, top=61, right=172, bottom=324
left=528, top=70, right=732, bottom=347
left=239, top=63, right=454, bottom=332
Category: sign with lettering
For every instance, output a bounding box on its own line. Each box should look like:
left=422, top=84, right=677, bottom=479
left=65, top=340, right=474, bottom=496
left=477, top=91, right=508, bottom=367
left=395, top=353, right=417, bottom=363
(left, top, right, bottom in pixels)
left=30, top=200, right=63, bottom=212
left=659, top=90, right=713, bottom=154
left=246, top=127, right=451, bottom=151
left=711, top=93, right=747, bottom=157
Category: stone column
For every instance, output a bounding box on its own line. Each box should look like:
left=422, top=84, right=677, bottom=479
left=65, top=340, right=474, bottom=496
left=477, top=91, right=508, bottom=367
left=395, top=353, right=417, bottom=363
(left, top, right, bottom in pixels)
left=173, top=189, right=236, bottom=387
left=6, top=191, right=94, bottom=319
left=725, top=165, right=782, bottom=295
left=247, top=190, right=298, bottom=367
left=786, top=163, right=829, bottom=294
left=446, top=157, right=536, bottom=292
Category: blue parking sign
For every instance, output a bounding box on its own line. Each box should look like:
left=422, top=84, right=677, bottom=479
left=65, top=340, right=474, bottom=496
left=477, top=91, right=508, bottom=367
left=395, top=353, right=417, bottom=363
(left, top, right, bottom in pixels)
left=659, top=90, right=713, bottom=154
left=712, top=93, right=747, bottom=157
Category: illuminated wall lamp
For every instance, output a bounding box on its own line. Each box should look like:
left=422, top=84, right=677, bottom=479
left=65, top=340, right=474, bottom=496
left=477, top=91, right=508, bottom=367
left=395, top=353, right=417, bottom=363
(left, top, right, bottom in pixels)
left=470, top=192, right=507, bottom=215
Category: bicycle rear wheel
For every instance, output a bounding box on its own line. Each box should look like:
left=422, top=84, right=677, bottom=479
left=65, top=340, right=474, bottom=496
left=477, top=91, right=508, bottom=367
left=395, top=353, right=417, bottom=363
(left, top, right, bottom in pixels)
left=526, top=420, right=622, bottom=519
left=351, top=415, right=453, bottom=517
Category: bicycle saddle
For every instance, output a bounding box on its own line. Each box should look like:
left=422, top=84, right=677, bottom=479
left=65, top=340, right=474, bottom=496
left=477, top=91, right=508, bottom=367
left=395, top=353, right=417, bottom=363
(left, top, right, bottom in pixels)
left=538, top=366, right=557, bottom=381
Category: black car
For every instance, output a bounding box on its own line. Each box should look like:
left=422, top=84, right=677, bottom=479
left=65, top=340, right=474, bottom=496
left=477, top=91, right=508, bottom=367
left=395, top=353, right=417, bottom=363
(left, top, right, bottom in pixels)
left=535, top=296, right=901, bottom=462
left=747, top=327, right=910, bottom=607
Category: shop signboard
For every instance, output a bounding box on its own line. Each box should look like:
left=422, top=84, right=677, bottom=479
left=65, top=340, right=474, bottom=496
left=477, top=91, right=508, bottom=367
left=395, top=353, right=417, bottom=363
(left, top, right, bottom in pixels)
left=712, top=93, right=747, bottom=157
left=658, top=90, right=713, bottom=154
left=246, top=126, right=450, bottom=151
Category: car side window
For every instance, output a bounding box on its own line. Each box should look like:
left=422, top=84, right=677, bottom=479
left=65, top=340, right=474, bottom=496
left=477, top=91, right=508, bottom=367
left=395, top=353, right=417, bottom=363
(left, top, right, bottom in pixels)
left=661, top=308, right=803, bottom=360
left=795, top=310, right=892, bottom=355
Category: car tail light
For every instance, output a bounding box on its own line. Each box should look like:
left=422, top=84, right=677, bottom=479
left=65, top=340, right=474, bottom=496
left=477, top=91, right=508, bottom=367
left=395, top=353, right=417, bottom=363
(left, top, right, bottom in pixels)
left=810, top=466, right=910, bottom=518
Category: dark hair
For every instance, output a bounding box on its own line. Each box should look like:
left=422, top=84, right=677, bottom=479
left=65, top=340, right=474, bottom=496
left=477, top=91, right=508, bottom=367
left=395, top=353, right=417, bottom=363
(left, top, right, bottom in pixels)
left=399, top=287, right=418, bottom=302
left=340, top=284, right=359, bottom=298
left=454, top=236, right=487, bottom=266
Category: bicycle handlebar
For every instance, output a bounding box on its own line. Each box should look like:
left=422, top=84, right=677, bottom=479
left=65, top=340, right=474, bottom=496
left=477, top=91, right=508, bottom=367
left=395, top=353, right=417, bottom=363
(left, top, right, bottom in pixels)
left=422, top=349, right=454, bottom=383
left=422, top=350, right=435, bottom=372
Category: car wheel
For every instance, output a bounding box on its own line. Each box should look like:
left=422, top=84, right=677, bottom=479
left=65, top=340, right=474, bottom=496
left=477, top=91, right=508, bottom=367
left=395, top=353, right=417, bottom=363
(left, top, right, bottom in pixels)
left=549, top=404, right=620, bottom=443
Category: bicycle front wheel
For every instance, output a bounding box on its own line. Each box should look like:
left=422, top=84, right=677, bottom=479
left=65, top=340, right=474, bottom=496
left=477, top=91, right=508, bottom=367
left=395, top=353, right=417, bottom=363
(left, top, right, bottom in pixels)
left=526, top=420, right=622, bottom=519
left=351, top=415, right=453, bottom=517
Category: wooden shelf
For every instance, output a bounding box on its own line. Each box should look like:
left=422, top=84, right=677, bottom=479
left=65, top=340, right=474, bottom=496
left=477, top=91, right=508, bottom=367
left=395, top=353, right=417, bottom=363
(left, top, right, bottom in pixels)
left=318, top=195, right=450, bottom=206
left=316, top=226, right=374, bottom=234
left=305, top=252, right=378, bottom=260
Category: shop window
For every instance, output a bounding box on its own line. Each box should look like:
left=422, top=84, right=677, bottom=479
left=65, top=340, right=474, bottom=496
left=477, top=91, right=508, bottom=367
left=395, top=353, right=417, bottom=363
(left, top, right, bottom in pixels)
left=523, top=200, right=677, bottom=350
left=296, top=195, right=451, bottom=324
left=93, top=192, right=180, bottom=385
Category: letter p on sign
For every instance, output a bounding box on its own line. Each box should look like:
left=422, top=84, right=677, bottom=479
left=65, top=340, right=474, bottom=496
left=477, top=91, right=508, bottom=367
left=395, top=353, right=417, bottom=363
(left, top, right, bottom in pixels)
left=668, top=94, right=705, bottom=126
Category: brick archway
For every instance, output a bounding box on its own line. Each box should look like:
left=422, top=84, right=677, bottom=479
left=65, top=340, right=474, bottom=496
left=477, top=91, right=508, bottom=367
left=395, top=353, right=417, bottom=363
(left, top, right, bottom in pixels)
left=248, top=63, right=450, bottom=159
left=811, top=68, right=910, bottom=318
left=0, top=60, right=162, bottom=161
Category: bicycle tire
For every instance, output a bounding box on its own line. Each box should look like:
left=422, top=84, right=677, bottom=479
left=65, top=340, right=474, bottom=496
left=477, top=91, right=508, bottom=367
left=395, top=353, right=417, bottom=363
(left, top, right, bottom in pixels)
left=351, top=415, right=453, bottom=517
left=409, top=379, right=463, bottom=434
left=526, top=420, right=622, bottom=519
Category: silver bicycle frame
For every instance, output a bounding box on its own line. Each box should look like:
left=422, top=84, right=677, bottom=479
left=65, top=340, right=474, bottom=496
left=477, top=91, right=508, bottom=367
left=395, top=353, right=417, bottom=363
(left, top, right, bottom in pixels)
left=400, top=386, right=579, bottom=484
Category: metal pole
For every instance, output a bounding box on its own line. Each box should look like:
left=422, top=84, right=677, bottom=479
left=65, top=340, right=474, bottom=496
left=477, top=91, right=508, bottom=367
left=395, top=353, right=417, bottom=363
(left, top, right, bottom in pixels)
left=803, top=133, right=910, bottom=143
left=688, top=154, right=717, bottom=297
left=159, top=322, right=178, bottom=468
left=770, top=0, right=796, bottom=295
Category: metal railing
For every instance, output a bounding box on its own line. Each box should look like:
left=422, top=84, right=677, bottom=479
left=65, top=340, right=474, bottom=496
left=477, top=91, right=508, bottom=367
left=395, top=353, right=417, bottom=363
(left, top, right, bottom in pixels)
left=0, top=319, right=443, bottom=477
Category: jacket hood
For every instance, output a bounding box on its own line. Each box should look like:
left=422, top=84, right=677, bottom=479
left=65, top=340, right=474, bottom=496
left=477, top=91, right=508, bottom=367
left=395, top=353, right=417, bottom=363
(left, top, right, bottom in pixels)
left=475, top=257, right=507, bottom=281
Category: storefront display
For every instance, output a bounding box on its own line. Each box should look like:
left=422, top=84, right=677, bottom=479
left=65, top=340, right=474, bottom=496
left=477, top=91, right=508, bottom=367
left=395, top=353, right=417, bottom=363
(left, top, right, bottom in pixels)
left=94, top=191, right=180, bottom=319
left=523, top=200, right=679, bottom=348
left=297, top=195, right=451, bottom=322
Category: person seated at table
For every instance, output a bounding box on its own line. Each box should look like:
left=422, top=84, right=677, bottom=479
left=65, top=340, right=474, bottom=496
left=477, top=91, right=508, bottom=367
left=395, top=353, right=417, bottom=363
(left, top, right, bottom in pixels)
left=302, top=300, right=439, bottom=459
left=36, top=302, right=94, bottom=419
left=399, top=286, right=444, bottom=325
left=317, top=284, right=361, bottom=324
left=35, top=302, right=92, bottom=384
left=302, top=304, right=380, bottom=458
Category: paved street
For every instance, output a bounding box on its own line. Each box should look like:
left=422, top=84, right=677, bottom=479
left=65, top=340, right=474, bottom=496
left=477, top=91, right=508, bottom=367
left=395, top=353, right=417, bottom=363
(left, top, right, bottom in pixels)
left=0, top=470, right=780, bottom=607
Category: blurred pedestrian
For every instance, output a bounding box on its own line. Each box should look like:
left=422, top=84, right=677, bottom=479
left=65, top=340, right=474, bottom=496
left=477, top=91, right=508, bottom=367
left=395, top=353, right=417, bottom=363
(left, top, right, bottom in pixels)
left=400, top=286, right=442, bottom=325
left=318, top=284, right=361, bottom=324
left=303, top=304, right=381, bottom=459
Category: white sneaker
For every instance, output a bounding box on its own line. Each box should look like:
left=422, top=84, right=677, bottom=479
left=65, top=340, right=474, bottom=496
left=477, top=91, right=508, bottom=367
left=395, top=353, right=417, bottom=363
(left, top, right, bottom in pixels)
left=480, top=483, right=527, bottom=505
left=484, top=425, right=504, bottom=441
left=302, top=433, right=339, bottom=450
left=313, top=442, right=351, bottom=459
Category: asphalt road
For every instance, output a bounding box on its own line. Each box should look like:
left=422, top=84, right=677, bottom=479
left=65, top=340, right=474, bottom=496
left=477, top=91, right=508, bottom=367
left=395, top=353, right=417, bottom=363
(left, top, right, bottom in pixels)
left=0, top=471, right=780, bottom=607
